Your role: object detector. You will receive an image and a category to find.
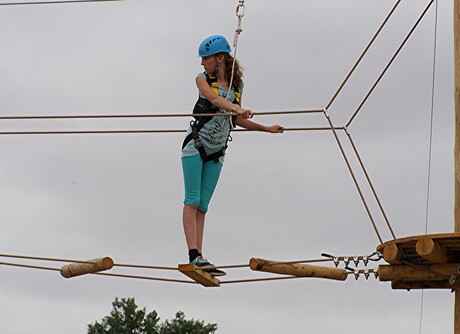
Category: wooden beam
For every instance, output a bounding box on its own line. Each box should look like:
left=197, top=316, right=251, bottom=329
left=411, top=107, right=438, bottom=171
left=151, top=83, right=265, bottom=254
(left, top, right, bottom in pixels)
left=249, top=258, right=348, bottom=281
left=178, top=264, right=220, bottom=287
left=383, top=243, right=403, bottom=264
left=455, top=0, right=460, bottom=332
left=379, top=264, right=460, bottom=282
left=60, top=257, right=114, bottom=278
left=391, top=280, right=456, bottom=290
left=416, top=238, right=451, bottom=263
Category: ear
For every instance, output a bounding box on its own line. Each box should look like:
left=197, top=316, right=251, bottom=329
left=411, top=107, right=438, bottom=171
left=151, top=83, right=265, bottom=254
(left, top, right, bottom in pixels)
left=216, top=54, right=225, bottom=63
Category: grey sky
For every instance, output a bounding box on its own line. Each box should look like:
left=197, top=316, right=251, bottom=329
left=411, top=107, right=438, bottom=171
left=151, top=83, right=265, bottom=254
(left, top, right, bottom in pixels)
left=0, top=0, right=456, bottom=333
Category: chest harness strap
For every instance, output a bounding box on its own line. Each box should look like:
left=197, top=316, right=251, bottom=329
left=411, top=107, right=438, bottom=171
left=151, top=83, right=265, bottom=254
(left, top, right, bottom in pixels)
left=182, top=73, right=240, bottom=163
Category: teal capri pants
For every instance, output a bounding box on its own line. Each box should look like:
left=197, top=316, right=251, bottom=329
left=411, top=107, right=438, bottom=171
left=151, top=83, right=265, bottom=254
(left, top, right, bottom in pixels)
left=182, top=154, right=223, bottom=213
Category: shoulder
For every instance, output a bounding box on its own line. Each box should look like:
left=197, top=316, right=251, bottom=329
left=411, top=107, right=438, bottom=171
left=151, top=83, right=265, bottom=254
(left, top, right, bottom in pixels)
left=196, top=72, right=206, bottom=80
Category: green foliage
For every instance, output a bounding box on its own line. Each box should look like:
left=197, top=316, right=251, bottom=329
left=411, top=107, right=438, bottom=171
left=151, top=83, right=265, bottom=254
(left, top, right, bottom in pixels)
left=159, top=311, right=217, bottom=334
left=88, top=297, right=217, bottom=334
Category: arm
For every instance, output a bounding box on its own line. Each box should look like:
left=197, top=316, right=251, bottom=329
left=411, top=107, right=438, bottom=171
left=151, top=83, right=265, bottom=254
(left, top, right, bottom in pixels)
left=236, top=116, right=284, bottom=133
left=234, top=94, right=284, bottom=133
left=196, top=76, right=252, bottom=119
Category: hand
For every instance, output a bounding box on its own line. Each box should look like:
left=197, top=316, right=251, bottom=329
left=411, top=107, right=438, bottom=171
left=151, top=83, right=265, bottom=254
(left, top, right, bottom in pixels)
left=266, top=124, right=284, bottom=133
left=237, top=107, right=253, bottom=119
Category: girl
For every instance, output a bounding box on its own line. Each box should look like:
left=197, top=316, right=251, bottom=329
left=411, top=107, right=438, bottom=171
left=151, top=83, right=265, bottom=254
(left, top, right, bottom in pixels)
left=181, top=35, right=284, bottom=276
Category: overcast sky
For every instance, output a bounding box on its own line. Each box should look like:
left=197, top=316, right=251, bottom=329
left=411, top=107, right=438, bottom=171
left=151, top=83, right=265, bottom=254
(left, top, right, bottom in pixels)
left=0, top=0, right=456, bottom=333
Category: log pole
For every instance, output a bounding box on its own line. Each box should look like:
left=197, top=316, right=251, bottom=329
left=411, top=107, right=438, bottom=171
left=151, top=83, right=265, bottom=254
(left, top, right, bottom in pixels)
left=60, top=257, right=114, bottom=278
left=249, top=258, right=348, bottom=281
left=415, top=238, right=451, bottom=263
left=378, top=264, right=460, bottom=282
left=455, top=0, right=460, bottom=332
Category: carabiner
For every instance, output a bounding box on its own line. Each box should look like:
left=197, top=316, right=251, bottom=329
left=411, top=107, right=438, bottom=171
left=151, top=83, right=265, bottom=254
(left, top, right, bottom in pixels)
left=236, top=1, right=245, bottom=18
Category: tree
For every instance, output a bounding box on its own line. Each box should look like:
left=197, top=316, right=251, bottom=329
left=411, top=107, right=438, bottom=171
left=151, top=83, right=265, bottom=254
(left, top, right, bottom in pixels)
left=88, top=297, right=217, bottom=334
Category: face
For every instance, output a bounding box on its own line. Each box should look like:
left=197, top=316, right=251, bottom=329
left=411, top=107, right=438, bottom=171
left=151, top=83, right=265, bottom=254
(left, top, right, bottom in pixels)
left=200, top=54, right=224, bottom=74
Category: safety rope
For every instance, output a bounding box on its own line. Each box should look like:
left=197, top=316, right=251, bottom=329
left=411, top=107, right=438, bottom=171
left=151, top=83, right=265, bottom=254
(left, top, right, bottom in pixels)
left=0, top=0, right=122, bottom=5
left=227, top=0, right=245, bottom=101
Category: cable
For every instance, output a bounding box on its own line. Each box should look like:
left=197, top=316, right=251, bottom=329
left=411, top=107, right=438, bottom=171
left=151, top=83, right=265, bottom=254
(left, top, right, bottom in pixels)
left=420, top=2, right=439, bottom=333
left=346, top=0, right=435, bottom=127
left=325, top=0, right=402, bottom=110
left=0, top=0, right=122, bottom=6
left=323, top=109, right=384, bottom=244
left=0, top=127, right=345, bottom=136
left=345, top=129, right=396, bottom=239
left=0, top=109, right=322, bottom=120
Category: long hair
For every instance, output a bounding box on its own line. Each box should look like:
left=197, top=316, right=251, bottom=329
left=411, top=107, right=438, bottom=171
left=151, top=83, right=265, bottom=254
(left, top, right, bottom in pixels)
left=223, top=54, right=243, bottom=93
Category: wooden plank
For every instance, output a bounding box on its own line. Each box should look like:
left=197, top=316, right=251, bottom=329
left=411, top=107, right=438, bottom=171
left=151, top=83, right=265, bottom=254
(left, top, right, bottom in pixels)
left=249, top=258, right=348, bottom=281
left=178, top=264, right=220, bottom=287
left=60, top=257, right=114, bottom=278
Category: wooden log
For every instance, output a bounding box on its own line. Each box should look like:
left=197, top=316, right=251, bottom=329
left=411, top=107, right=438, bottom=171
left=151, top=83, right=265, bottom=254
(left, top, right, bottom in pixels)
left=455, top=1, right=460, bottom=332
left=383, top=243, right=403, bottom=264
left=178, top=264, right=220, bottom=287
left=391, top=280, right=455, bottom=290
left=416, top=238, right=451, bottom=263
left=249, top=258, right=348, bottom=281
left=60, top=257, right=114, bottom=278
left=379, top=264, right=460, bottom=282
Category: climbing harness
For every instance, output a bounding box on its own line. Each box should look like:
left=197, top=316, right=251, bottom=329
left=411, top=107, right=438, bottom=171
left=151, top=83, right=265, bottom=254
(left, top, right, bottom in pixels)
left=182, top=1, right=246, bottom=162
left=182, top=72, right=240, bottom=163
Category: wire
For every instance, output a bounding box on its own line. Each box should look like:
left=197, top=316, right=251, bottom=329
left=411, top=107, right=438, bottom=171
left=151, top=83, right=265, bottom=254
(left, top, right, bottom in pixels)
left=0, top=109, right=323, bottom=120
left=420, top=1, right=439, bottom=333
left=325, top=0, right=402, bottom=111
left=0, top=127, right=345, bottom=136
left=0, top=0, right=122, bottom=6
left=346, top=0, right=435, bottom=127
left=323, top=110, right=384, bottom=244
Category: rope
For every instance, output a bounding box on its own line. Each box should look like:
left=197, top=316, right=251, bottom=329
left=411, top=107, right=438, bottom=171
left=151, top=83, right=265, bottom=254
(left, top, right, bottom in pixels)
left=0, top=253, right=101, bottom=265
left=346, top=0, right=435, bottom=127
left=0, top=0, right=122, bottom=5
left=323, top=110, right=383, bottom=244
left=325, top=0, right=402, bottom=110
left=227, top=0, right=245, bottom=101
left=220, top=276, right=301, bottom=285
left=0, top=109, right=322, bottom=120
left=0, top=126, right=345, bottom=136
left=345, top=129, right=396, bottom=239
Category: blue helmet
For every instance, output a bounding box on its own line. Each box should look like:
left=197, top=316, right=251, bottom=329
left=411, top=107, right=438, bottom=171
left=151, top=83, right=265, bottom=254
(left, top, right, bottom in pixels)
left=198, top=35, right=231, bottom=57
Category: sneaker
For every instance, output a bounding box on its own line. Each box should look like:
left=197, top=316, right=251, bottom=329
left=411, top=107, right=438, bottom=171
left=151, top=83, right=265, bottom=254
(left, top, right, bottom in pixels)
left=190, top=255, right=226, bottom=277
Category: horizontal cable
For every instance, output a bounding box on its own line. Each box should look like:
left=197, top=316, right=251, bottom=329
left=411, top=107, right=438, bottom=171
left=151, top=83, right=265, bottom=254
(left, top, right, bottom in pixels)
left=113, top=263, right=178, bottom=271
left=0, top=253, right=100, bottom=265
left=0, top=109, right=323, bottom=120
left=0, top=261, right=61, bottom=272
left=0, top=127, right=345, bottom=136
left=94, top=272, right=197, bottom=284
left=0, top=0, right=122, bottom=5
left=220, top=276, right=302, bottom=285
